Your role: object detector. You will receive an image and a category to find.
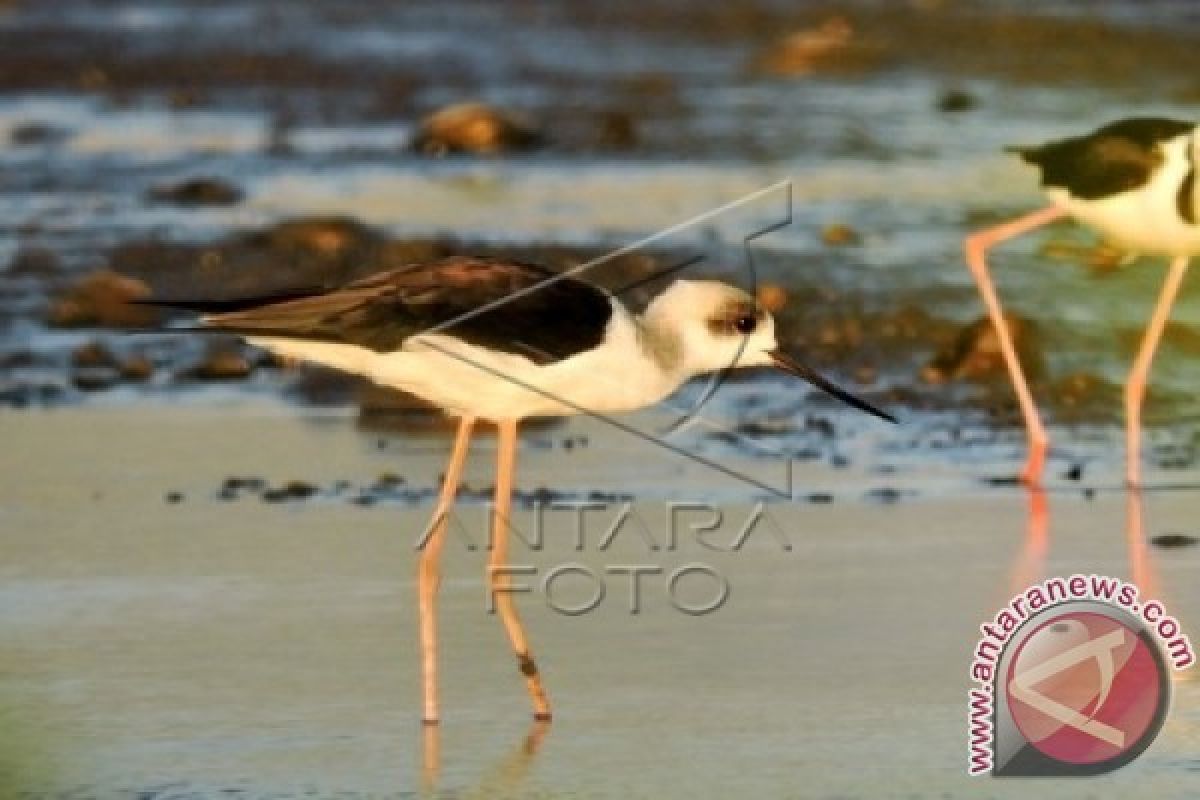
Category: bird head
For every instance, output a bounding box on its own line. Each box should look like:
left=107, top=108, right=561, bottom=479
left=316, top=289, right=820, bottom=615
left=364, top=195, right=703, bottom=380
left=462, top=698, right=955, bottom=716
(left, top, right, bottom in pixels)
left=642, top=280, right=896, bottom=423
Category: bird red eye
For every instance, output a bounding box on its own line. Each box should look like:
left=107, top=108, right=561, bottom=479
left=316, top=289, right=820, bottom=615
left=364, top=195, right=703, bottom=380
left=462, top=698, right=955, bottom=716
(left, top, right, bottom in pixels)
left=734, top=315, right=757, bottom=334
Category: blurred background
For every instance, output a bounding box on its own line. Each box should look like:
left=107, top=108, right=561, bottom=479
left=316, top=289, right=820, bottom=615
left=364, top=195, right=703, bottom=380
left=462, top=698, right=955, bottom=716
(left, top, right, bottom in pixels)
left=1, top=0, right=1199, bottom=474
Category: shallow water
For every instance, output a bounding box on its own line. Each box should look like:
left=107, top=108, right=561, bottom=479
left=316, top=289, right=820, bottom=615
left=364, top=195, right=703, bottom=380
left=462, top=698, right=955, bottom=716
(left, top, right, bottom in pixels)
left=2, top=409, right=1200, bottom=798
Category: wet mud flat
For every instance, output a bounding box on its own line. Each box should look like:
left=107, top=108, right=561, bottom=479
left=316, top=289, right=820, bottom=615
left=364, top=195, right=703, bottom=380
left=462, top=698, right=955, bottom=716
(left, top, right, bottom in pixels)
left=2, top=408, right=1200, bottom=798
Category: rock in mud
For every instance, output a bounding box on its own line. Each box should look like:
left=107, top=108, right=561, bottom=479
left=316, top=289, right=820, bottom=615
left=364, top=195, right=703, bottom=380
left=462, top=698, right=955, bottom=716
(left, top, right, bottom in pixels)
left=6, top=247, right=61, bottom=277
left=119, top=355, right=154, bottom=382
left=755, top=283, right=788, bottom=313
left=1151, top=533, right=1197, bottom=548
left=71, top=367, right=121, bottom=391
left=73, top=342, right=153, bottom=382
left=179, top=345, right=253, bottom=382
left=46, top=270, right=158, bottom=329
left=922, top=313, right=1042, bottom=384
left=410, top=102, right=544, bottom=156
left=1052, top=372, right=1119, bottom=415
left=147, top=177, right=243, bottom=207
left=253, top=215, right=376, bottom=256
left=8, top=121, right=70, bottom=146
left=71, top=341, right=119, bottom=369
left=821, top=223, right=862, bottom=246
left=595, top=109, right=638, bottom=150
left=0, top=382, right=64, bottom=408
left=750, top=17, right=884, bottom=77
left=1038, top=239, right=1128, bottom=273
left=936, top=88, right=978, bottom=112
left=0, top=350, right=37, bottom=369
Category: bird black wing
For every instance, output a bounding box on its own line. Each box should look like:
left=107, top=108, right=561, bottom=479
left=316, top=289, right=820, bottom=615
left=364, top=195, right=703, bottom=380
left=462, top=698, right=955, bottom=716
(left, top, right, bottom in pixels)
left=159, top=256, right=614, bottom=364
left=1010, top=117, right=1194, bottom=200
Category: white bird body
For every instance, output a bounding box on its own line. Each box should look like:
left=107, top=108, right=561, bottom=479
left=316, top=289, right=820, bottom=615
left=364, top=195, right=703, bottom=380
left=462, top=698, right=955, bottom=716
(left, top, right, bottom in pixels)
left=248, top=279, right=781, bottom=421
left=1047, top=131, right=1200, bottom=257
left=249, top=305, right=680, bottom=420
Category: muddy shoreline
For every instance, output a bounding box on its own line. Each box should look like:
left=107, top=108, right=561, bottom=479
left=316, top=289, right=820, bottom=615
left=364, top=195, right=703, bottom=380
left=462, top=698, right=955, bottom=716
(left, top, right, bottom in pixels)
left=2, top=0, right=1199, bottom=473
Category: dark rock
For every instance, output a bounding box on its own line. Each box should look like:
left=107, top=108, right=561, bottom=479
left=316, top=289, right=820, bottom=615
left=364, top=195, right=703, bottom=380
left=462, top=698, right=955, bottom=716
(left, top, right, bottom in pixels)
left=410, top=102, right=544, bottom=156
left=821, top=223, right=862, bottom=246
left=262, top=481, right=318, bottom=503
left=254, top=215, right=376, bottom=256
left=1064, top=463, right=1084, bottom=481
left=936, top=88, right=978, bottom=112
left=71, top=367, right=120, bottom=391
left=983, top=475, right=1022, bottom=487
left=0, top=381, right=64, bottom=407
left=46, top=270, right=158, bottom=329
left=223, top=476, right=266, bottom=493
left=119, top=355, right=154, bottom=382
left=9, top=121, right=70, bottom=146
left=854, top=365, right=878, bottom=385
left=180, top=346, right=253, bottom=382
left=0, top=350, right=37, bottom=369
left=165, top=491, right=184, bottom=504
left=595, top=109, right=638, bottom=150
left=1052, top=372, right=1120, bottom=417
left=923, top=313, right=1042, bottom=384
left=6, top=248, right=61, bottom=277
left=750, top=17, right=885, bottom=77
left=375, top=471, right=406, bottom=488
left=736, top=420, right=795, bottom=436
left=283, top=480, right=318, bottom=499
left=147, top=177, right=243, bottom=207
left=71, top=341, right=119, bottom=369
left=806, top=492, right=834, bottom=504
left=586, top=491, right=633, bottom=503
left=865, top=487, right=903, bottom=503
left=755, top=283, right=788, bottom=313
left=806, top=416, right=836, bottom=437
left=1151, top=533, right=1198, bottom=548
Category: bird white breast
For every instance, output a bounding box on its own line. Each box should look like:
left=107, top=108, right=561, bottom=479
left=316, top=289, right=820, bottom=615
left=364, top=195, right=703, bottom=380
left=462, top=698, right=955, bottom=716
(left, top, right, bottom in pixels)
left=1049, top=134, right=1200, bottom=257
left=252, top=307, right=684, bottom=422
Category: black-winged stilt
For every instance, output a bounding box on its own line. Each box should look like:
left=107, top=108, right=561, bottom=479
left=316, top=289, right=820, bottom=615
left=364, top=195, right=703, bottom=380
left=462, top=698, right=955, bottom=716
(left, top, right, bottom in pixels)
left=147, top=255, right=895, bottom=723
left=965, top=117, right=1198, bottom=488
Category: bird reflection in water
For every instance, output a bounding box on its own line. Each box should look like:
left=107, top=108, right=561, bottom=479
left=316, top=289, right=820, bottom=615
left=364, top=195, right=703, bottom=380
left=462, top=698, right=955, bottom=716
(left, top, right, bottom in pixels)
left=1007, top=487, right=1160, bottom=606
left=422, top=719, right=551, bottom=795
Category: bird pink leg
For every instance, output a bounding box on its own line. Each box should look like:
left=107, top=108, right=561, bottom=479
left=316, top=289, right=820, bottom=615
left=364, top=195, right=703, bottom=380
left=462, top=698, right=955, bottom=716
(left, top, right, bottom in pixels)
left=1125, top=257, right=1189, bottom=488
left=418, top=416, right=475, bottom=725
left=964, top=206, right=1067, bottom=486
left=489, top=419, right=552, bottom=721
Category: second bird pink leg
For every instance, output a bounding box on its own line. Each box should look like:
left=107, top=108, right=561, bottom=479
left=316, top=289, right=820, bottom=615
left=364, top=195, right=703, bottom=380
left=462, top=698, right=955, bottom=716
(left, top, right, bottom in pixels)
left=964, top=206, right=1067, bottom=486
left=489, top=419, right=552, bottom=721
left=1125, top=257, right=1189, bottom=488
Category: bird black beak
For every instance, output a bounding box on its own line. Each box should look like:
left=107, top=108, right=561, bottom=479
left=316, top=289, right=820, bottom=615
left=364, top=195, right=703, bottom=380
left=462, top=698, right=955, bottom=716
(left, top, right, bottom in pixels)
left=769, top=350, right=897, bottom=424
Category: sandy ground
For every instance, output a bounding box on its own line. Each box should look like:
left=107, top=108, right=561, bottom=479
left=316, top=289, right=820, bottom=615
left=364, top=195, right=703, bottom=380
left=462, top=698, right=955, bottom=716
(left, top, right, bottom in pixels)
left=1, top=407, right=1198, bottom=798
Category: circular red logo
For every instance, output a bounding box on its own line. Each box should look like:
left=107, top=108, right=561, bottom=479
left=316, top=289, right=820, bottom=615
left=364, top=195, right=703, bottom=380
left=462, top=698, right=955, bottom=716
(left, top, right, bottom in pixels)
left=1005, top=610, right=1165, bottom=766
